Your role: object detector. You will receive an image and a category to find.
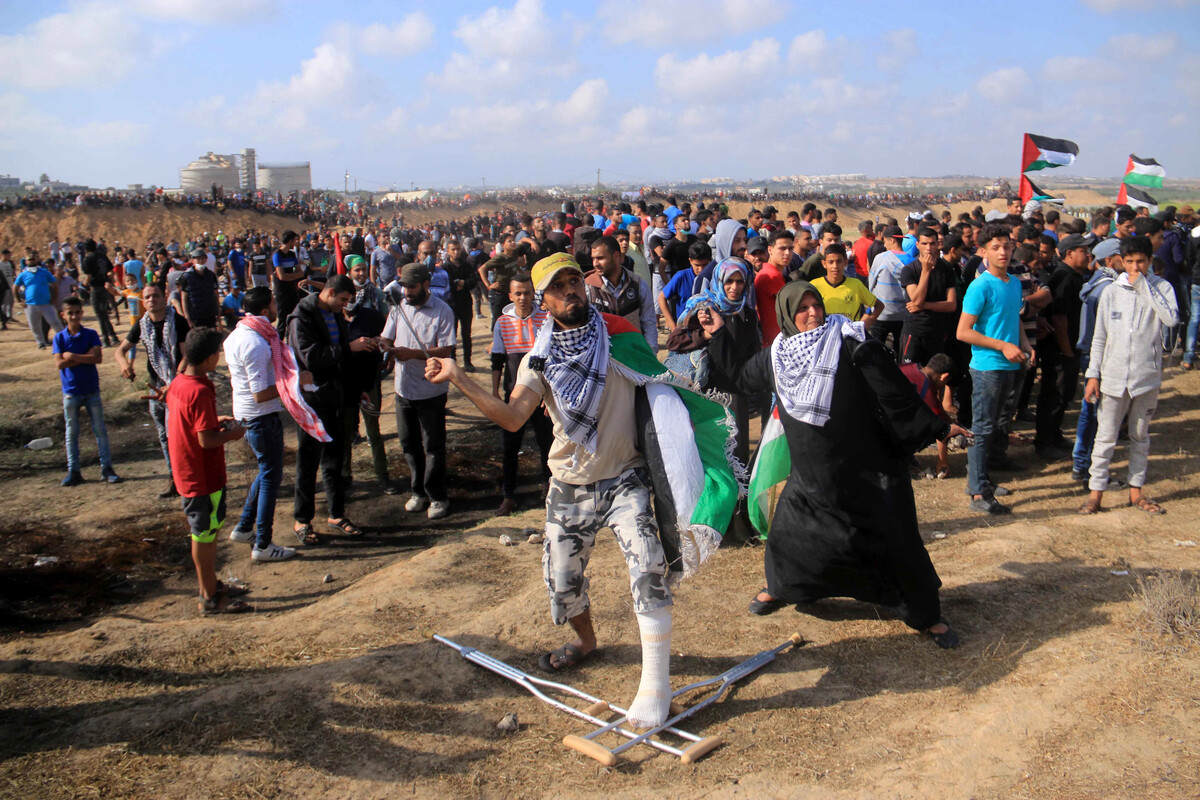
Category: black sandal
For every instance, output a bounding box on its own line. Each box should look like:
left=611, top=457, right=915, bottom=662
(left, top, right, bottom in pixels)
left=199, top=595, right=252, bottom=615
left=327, top=517, right=363, bottom=536
left=292, top=524, right=321, bottom=546
left=748, top=589, right=787, bottom=616
left=537, top=643, right=597, bottom=672
left=925, top=620, right=961, bottom=649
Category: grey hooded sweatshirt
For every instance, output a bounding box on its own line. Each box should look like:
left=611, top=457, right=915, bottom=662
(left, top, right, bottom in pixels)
left=1086, top=271, right=1178, bottom=398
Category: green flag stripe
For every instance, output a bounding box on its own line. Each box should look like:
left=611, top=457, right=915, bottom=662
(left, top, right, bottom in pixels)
left=1122, top=172, right=1164, bottom=188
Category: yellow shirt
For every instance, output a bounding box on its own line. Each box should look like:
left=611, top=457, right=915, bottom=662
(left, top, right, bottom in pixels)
left=812, top=276, right=876, bottom=321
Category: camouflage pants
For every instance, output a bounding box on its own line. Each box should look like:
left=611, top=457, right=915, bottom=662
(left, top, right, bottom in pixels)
left=542, top=467, right=672, bottom=625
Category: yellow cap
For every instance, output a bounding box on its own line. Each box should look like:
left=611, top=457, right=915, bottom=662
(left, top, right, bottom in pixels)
left=532, top=252, right=583, bottom=292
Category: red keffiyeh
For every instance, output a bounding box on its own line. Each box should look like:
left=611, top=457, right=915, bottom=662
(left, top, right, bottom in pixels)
left=238, top=315, right=331, bottom=442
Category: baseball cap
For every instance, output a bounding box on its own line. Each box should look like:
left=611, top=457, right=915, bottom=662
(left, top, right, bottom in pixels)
left=763, top=205, right=778, bottom=215
left=532, top=252, right=583, bottom=292
left=984, top=209, right=1007, bottom=222
left=190, top=248, right=206, bottom=259
left=1056, top=233, right=1088, bottom=256
left=399, top=262, right=430, bottom=286
left=746, top=236, right=767, bottom=253
left=1091, top=238, right=1121, bottom=261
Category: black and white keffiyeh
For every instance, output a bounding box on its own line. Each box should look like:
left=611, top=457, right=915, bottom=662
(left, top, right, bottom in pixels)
left=528, top=304, right=608, bottom=455
left=770, top=313, right=864, bottom=427
left=141, top=307, right=178, bottom=388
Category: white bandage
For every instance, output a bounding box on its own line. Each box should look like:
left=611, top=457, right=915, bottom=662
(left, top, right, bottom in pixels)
left=627, top=607, right=672, bottom=729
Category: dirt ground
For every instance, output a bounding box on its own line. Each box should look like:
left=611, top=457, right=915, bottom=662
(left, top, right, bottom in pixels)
left=1, top=204, right=1198, bottom=799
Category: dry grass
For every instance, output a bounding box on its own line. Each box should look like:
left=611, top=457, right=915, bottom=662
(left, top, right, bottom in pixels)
left=1134, top=570, right=1200, bottom=649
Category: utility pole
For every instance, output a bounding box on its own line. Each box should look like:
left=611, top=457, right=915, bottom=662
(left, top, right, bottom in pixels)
left=344, top=169, right=348, bottom=197
left=596, top=168, right=601, bottom=195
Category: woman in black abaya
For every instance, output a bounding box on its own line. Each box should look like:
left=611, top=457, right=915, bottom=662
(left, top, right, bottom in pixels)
left=699, top=281, right=967, bottom=648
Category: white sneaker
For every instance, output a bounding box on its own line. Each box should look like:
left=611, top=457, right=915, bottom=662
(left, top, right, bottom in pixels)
left=427, top=500, right=449, bottom=520
left=405, top=495, right=430, bottom=512
left=252, top=543, right=297, bottom=562
left=229, top=527, right=254, bottom=543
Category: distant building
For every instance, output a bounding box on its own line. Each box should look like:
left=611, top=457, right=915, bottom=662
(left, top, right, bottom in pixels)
left=257, top=162, right=311, bottom=195
left=180, top=152, right=240, bottom=193
left=0, top=174, right=20, bottom=189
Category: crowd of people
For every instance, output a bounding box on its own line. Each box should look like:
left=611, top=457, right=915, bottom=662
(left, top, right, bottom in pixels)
left=1, top=190, right=1194, bottom=727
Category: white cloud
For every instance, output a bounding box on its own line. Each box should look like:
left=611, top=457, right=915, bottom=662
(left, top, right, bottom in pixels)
left=1040, top=55, right=1110, bottom=83
left=618, top=106, right=656, bottom=142
left=1081, top=0, right=1158, bottom=11
left=351, top=13, right=436, bottom=56
left=876, top=28, right=919, bottom=72
left=787, top=30, right=832, bottom=66
left=136, top=0, right=276, bottom=24
left=974, top=66, right=1030, bottom=104
left=655, top=38, right=781, bottom=97
left=597, top=0, right=787, bottom=46
left=553, top=79, right=609, bottom=124
left=0, top=3, right=144, bottom=89
left=1103, top=31, right=1178, bottom=60
left=429, top=0, right=569, bottom=96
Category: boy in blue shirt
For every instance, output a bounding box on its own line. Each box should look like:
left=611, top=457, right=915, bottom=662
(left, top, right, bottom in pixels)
left=53, top=297, right=122, bottom=486
left=221, top=284, right=245, bottom=329
left=956, top=223, right=1033, bottom=515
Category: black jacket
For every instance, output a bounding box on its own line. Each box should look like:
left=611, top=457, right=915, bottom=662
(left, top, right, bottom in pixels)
left=287, top=293, right=350, bottom=410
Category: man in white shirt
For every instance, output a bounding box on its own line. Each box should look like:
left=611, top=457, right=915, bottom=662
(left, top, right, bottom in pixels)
left=381, top=263, right=457, bottom=519
left=222, top=287, right=298, bottom=562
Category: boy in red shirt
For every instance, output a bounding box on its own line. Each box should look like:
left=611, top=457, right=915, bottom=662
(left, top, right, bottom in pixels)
left=164, top=327, right=249, bottom=614
left=755, top=230, right=794, bottom=345
left=900, top=352, right=957, bottom=479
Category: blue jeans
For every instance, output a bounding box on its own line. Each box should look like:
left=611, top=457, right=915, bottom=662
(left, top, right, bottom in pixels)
left=1184, top=283, right=1200, bottom=366
left=236, top=413, right=284, bottom=550
left=63, top=392, right=113, bottom=474
left=1072, top=354, right=1096, bottom=474
left=967, top=367, right=1020, bottom=497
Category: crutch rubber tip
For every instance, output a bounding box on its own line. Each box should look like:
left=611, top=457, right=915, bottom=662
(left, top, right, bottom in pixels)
left=680, top=736, right=722, bottom=765
left=583, top=701, right=611, bottom=718
left=789, top=633, right=805, bottom=646
left=563, top=734, right=618, bottom=767
left=668, top=700, right=687, bottom=717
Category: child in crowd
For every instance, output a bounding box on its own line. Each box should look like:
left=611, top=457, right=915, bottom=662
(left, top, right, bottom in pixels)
left=1079, top=236, right=1177, bottom=515
left=811, top=243, right=883, bottom=324
left=221, top=284, right=244, bottom=330
left=164, top=327, right=249, bottom=614
left=52, top=296, right=121, bottom=486
left=120, top=272, right=144, bottom=325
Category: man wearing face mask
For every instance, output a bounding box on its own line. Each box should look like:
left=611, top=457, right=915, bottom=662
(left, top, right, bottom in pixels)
left=381, top=263, right=458, bottom=520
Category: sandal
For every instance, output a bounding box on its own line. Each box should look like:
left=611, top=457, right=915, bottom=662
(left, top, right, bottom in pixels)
left=205, top=580, right=250, bottom=599
left=537, top=643, right=597, bottom=673
left=1129, top=496, right=1166, bottom=515
left=748, top=589, right=787, bottom=616
left=198, top=595, right=252, bottom=615
left=292, top=524, right=321, bottom=546
left=925, top=620, right=960, bottom=649
left=327, top=517, right=363, bottom=537
left=1077, top=498, right=1103, bottom=515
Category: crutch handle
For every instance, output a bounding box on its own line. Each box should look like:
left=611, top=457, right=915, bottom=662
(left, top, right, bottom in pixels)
left=583, top=701, right=611, bottom=718
left=564, top=734, right=618, bottom=767
left=680, top=736, right=723, bottom=765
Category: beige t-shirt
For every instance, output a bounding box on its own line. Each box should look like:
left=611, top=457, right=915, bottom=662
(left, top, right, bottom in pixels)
left=515, top=353, right=643, bottom=485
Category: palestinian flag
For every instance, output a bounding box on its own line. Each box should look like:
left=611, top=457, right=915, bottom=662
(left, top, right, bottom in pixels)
left=606, top=314, right=744, bottom=580
left=1018, top=174, right=1064, bottom=205
left=747, top=405, right=787, bottom=538
left=1121, top=185, right=1159, bottom=213
left=1118, top=155, right=1164, bottom=207
left=1021, top=133, right=1079, bottom=172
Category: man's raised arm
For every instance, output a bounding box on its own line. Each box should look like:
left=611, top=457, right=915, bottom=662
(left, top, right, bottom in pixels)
left=425, top=357, right=539, bottom=432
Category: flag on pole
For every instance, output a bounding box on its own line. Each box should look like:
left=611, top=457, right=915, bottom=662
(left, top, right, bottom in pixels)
left=1121, top=185, right=1159, bottom=213
left=1019, top=175, right=1064, bottom=205
left=1021, top=133, right=1079, bottom=172
left=1019, top=133, right=1079, bottom=204
left=1117, top=154, right=1165, bottom=207
left=748, top=406, right=788, bottom=538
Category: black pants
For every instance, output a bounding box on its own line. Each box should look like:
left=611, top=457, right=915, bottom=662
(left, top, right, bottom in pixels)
left=453, top=302, right=474, bottom=366
left=294, top=405, right=345, bottom=522
left=488, top=289, right=506, bottom=329
left=396, top=394, right=448, bottom=502
left=898, top=328, right=947, bottom=366
left=868, top=319, right=904, bottom=362
left=501, top=408, right=552, bottom=499
left=91, top=289, right=117, bottom=343
left=1034, top=341, right=1079, bottom=449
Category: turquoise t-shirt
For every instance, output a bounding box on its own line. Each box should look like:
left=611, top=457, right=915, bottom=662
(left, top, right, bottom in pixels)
left=962, top=270, right=1022, bottom=371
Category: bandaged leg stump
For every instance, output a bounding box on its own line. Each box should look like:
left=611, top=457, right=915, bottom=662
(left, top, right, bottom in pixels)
left=432, top=632, right=805, bottom=766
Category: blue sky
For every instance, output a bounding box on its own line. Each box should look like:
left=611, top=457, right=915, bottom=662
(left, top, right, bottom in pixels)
left=1, top=0, right=1197, bottom=191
